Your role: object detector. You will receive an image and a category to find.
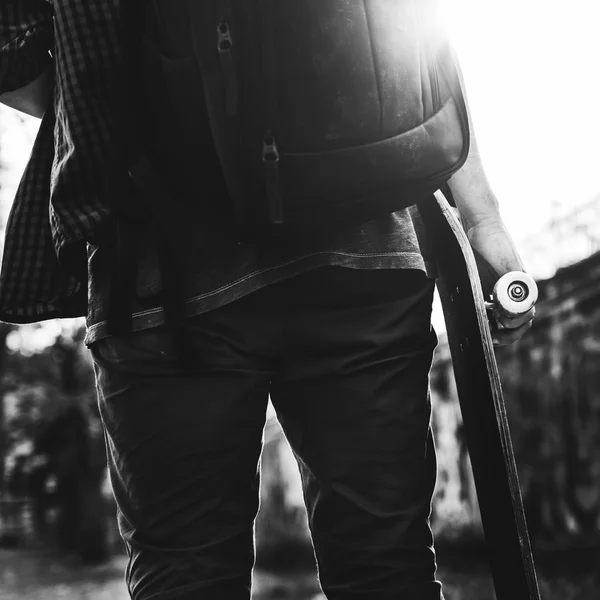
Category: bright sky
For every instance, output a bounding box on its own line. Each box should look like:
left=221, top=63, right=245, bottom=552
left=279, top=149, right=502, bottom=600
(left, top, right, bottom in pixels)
left=442, top=0, right=600, bottom=234
left=1, top=0, right=600, bottom=340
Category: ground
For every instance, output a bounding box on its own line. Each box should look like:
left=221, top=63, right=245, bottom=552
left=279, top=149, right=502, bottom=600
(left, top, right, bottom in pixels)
left=0, top=549, right=324, bottom=600
left=0, top=547, right=598, bottom=600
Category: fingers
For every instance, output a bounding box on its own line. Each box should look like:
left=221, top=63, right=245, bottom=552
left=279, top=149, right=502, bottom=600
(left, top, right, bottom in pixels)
left=491, top=307, right=535, bottom=346
left=495, top=306, right=536, bottom=330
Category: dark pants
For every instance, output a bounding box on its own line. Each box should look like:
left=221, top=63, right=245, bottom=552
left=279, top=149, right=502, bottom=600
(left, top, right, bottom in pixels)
left=91, top=267, right=442, bottom=599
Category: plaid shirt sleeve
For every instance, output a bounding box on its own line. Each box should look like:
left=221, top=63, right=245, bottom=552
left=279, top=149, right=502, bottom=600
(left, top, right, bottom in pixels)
left=0, top=0, right=54, bottom=94
left=0, top=0, right=90, bottom=324
left=0, top=1, right=131, bottom=325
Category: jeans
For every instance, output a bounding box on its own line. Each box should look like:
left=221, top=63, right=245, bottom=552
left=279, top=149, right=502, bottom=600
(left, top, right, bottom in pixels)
left=90, top=267, right=442, bottom=599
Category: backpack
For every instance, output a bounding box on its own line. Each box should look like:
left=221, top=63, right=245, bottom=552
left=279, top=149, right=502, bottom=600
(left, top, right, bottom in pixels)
left=109, top=0, right=469, bottom=362
left=130, top=0, right=470, bottom=235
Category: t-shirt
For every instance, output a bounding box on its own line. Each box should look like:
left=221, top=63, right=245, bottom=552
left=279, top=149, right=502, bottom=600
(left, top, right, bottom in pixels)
left=84, top=199, right=435, bottom=345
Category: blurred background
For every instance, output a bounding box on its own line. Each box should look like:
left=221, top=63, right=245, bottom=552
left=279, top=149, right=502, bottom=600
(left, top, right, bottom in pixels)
left=0, top=1, right=599, bottom=598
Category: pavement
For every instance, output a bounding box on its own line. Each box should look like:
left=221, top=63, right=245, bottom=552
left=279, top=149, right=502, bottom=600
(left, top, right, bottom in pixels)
left=1, top=546, right=597, bottom=600
left=0, top=549, right=325, bottom=600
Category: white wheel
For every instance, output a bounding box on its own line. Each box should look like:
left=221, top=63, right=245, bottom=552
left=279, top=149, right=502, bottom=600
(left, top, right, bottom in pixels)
left=492, top=272, right=538, bottom=318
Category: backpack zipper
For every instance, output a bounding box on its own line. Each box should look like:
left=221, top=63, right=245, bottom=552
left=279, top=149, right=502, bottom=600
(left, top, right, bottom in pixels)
left=258, top=0, right=283, bottom=225
left=262, top=133, right=283, bottom=224
left=217, top=18, right=238, bottom=116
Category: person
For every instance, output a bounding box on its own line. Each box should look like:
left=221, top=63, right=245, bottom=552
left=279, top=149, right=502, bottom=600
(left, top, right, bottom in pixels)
left=0, top=2, right=534, bottom=599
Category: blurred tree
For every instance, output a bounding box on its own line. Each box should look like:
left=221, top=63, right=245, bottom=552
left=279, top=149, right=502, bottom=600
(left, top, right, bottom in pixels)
left=0, top=322, right=14, bottom=497
left=255, top=411, right=313, bottom=569
left=492, top=257, right=600, bottom=547
left=0, top=321, right=109, bottom=561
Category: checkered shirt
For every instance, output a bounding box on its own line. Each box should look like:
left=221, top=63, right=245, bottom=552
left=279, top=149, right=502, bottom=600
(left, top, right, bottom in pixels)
left=0, top=0, right=122, bottom=323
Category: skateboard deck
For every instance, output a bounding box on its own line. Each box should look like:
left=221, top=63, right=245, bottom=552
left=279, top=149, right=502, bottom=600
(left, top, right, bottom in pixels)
left=419, top=191, right=541, bottom=600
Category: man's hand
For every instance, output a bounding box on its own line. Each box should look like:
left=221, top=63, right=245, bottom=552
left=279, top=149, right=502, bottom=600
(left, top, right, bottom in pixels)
left=465, top=216, right=535, bottom=346
left=0, top=67, right=53, bottom=118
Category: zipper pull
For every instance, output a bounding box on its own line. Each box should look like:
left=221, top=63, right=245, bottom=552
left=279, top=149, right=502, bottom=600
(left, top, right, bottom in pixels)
left=217, top=21, right=238, bottom=117
left=262, top=134, right=283, bottom=225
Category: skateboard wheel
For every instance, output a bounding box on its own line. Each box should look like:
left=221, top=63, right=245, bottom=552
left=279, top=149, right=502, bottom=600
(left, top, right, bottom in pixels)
left=492, top=272, right=538, bottom=318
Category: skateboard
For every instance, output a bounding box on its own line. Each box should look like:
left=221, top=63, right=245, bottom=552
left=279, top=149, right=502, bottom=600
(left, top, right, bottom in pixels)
left=419, top=190, right=542, bottom=600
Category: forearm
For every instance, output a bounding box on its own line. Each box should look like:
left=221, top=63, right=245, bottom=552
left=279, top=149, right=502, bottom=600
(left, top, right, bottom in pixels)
left=0, top=66, right=53, bottom=118
left=448, top=133, right=525, bottom=274
left=445, top=52, right=526, bottom=276
left=447, top=140, right=501, bottom=225
left=446, top=53, right=502, bottom=230
left=443, top=48, right=533, bottom=344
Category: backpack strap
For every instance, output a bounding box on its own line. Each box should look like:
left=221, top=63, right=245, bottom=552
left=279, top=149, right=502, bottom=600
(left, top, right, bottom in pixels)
left=105, top=0, right=148, bottom=338
left=127, top=156, right=196, bottom=369
left=106, top=0, right=195, bottom=369
left=105, top=189, right=138, bottom=338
